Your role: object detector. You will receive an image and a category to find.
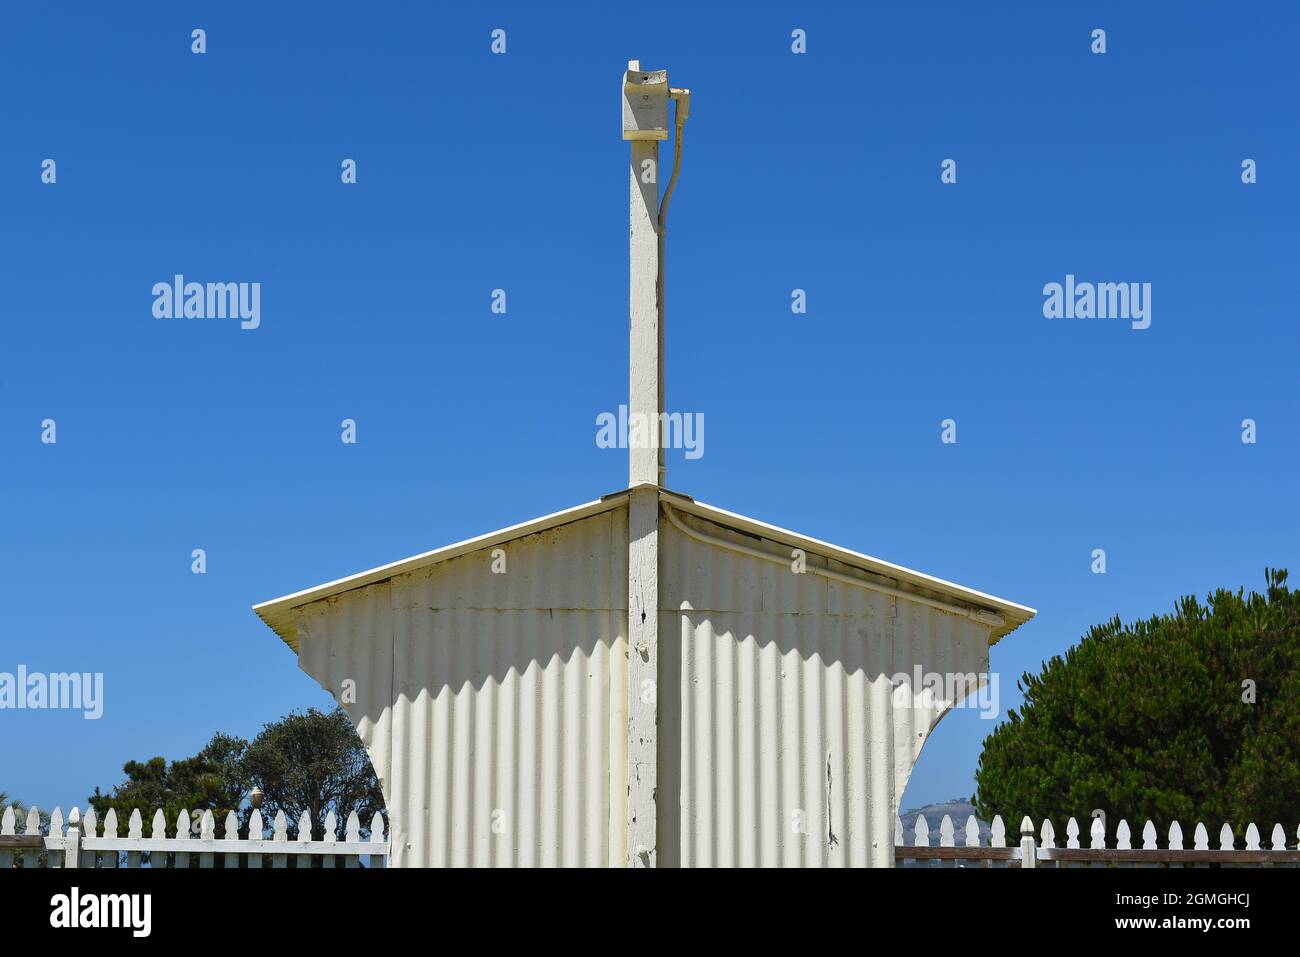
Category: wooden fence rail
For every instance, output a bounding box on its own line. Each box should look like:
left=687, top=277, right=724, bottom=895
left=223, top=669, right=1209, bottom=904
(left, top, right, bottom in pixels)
left=895, top=813, right=1300, bottom=868
left=0, top=805, right=388, bottom=869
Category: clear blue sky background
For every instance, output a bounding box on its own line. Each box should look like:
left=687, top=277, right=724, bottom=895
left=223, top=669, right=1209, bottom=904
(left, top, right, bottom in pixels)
left=2, top=2, right=1296, bottom=815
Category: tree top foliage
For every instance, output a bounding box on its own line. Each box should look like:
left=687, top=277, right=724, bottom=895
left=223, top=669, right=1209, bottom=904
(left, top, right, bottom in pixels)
left=975, top=569, right=1299, bottom=835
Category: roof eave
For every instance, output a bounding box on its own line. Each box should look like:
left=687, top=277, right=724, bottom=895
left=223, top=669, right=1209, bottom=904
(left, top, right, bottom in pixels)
left=253, top=486, right=1035, bottom=651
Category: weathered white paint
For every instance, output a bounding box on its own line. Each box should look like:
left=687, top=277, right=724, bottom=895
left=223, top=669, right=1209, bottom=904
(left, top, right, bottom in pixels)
left=658, top=505, right=991, bottom=866
left=254, top=495, right=627, bottom=651
left=255, top=489, right=1033, bottom=867
left=628, top=134, right=661, bottom=487
left=626, top=487, right=658, bottom=866
left=293, top=506, right=629, bottom=867
left=663, top=493, right=1034, bottom=644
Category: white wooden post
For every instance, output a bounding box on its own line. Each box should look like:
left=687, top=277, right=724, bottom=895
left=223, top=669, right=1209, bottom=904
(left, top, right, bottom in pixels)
left=626, top=485, right=658, bottom=867
left=63, top=807, right=82, bottom=869
left=625, top=59, right=665, bottom=868
left=625, top=59, right=666, bottom=489
left=1019, top=816, right=1037, bottom=869
left=628, top=140, right=661, bottom=486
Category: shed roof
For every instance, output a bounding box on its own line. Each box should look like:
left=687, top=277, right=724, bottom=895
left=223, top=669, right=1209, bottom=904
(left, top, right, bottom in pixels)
left=253, top=486, right=1035, bottom=651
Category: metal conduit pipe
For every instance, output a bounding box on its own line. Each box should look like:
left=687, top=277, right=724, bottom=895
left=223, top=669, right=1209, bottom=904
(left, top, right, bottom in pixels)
left=661, top=501, right=1005, bottom=628
left=653, top=88, right=690, bottom=486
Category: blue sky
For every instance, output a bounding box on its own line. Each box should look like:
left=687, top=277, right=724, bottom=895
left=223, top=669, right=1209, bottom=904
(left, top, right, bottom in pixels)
left=2, top=2, right=1296, bottom=815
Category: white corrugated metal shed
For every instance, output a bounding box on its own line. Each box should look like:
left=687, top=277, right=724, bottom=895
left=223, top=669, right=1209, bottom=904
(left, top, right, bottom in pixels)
left=251, top=60, right=1036, bottom=867
left=253, top=486, right=1033, bottom=867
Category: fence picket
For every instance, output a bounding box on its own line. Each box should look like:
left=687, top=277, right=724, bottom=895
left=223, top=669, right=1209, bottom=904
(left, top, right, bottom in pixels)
left=127, top=809, right=143, bottom=868
left=174, top=809, right=192, bottom=869
left=1, top=806, right=15, bottom=869
left=103, top=809, right=120, bottom=868
left=150, top=809, right=168, bottom=869
left=1218, top=823, right=1234, bottom=851
left=1136, top=819, right=1157, bottom=868
left=47, top=808, right=64, bottom=869
left=1270, top=824, right=1286, bottom=851
left=1191, top=822, right=1209, bottom=868
left=1193, top=822, right=1209, bottom=851
left=1141, top=820, right=1156, bottom=850
left=199, top=810, right=216, bottom=868
left=961, top=815, right=981, bottom=868
left=221, top=811, right=240, bottom=869
left=81, top=808, right=98, bottom=868
left=370, top=812, right=386, bottom=868
left=1116, top=820, right=1131, bottom=850
left=247, top=809, right=264, bottom=868
left=345, top=811, right=362, bottom=869
left=1040, top=819, right=1056, bottom=849
left=23, top=807, right=41, bottom=869
left=985, top=816, right=1006, bottom=868
left=1244, top=823, right=1260, bottom=851
left=296, top=810, right=312, bottom=869
left=272, top=810, right=289, bottom=868
left=323, top=810, right=339, bottom=869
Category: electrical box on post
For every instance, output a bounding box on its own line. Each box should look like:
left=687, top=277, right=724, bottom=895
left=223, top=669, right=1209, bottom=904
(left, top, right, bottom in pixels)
left=622, top=60, right=669, bottom=140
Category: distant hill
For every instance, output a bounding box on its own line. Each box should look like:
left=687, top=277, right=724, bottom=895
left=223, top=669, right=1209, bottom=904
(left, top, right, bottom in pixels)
left=898, top=798, right=992, bottom=845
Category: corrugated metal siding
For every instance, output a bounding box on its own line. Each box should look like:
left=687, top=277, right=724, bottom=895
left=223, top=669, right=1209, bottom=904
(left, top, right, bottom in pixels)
left=293, top=507, right=628, bottom=867
left=297, top=581, right=395, bottom=814
left=659, top=510, right=990, bottom=867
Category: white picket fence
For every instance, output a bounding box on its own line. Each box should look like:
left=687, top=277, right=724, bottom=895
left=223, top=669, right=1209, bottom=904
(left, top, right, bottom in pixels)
left=896, top=813, right=1300, bottom=867
left=0, top=804, right=388, bottom=868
